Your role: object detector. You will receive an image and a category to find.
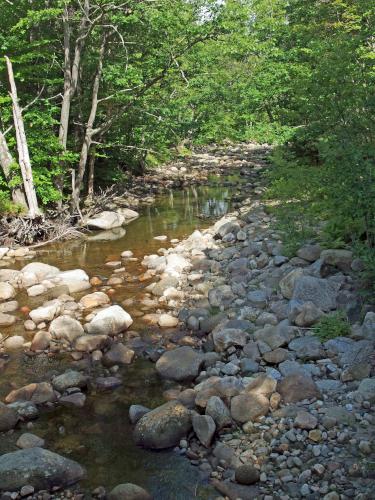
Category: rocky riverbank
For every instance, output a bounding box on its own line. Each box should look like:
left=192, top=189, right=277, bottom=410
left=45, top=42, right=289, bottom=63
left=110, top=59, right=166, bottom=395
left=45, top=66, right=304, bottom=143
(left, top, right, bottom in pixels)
left=0, top=143, right=374, bottom=499
left=130, top=147, right=375, bottom=498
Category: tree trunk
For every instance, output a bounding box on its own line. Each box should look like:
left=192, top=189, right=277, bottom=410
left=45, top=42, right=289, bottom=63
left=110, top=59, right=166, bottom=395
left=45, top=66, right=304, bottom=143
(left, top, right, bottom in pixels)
left=87, top=144, right=96, bottom=198
left=5, top=56, right=40, bottom=218
left=57, top=1, right=90, bottom=205
left=72, top=32, right=107, bottom=213
left=0, top=129, right=27, bottom=208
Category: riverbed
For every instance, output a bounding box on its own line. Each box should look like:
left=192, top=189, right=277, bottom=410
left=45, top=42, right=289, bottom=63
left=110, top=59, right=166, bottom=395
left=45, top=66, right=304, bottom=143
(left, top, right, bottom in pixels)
left=0, top=174, right=245, bottom=498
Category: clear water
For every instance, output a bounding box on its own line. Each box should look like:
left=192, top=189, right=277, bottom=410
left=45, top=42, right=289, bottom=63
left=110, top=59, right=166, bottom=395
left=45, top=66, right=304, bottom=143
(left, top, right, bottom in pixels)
left=0, top=176, right=244, bottom=498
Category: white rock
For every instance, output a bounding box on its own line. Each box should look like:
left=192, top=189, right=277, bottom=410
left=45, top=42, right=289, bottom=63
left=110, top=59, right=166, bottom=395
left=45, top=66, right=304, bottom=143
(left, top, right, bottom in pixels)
left=0, top=282, right=16, bottom=301
left=79, top=292, right=109, bottom=309
left=4, top=336, right=25, bottom=350
left=49, top=315, right=84, bottom=343
left=117, top=208, right=139, bottom=220
left=87, top=211, right=125, bottom=230
left=86, top=305, right=133, bottom=335
left=0, top=248, right=9, bottom=259
left=21, top=263, right=60, bottom=281
left=27, top=285, right=47, bottom=297
left=29, top=300, right=61, bottom=324
left=158, top=314, right=179, bottom=328
left=56, top=269, right=91, bottom=293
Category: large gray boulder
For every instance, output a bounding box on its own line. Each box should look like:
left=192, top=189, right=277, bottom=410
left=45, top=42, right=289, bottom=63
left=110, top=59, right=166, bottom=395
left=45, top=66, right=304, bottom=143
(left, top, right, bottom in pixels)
left=292, top=276, right=340, bottom=311
left=134, top=401, right=191, bottom=449
left=155, top=346, right=203, bottom=381
left=320, top=249, right=353, bottom=272
left=0, top=447, right=85, bottom=491
left=87, top=211, right=125, bottom=230
left=288, top=335, right=323, bottom=360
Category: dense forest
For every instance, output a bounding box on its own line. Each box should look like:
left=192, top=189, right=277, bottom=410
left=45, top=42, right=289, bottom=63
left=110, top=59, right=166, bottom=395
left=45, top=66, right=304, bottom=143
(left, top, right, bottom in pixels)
left=0, top=0, right=374, bottom=268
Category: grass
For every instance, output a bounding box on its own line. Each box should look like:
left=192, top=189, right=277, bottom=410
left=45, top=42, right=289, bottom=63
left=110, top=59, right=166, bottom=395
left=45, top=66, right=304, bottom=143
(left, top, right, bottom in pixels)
left=313, top=311, right=351, bottom=342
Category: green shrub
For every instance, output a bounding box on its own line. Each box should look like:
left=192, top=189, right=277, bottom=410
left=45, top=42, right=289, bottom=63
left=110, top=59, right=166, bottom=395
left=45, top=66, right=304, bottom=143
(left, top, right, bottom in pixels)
left=313, top=312, right=351, bottom=342
left=0, top=192, right=25, bottom=215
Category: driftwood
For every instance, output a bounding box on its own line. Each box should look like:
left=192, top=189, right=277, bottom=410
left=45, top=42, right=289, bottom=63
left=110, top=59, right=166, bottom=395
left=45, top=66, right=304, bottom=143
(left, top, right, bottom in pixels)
left=0, top=215, right=83, bottom=246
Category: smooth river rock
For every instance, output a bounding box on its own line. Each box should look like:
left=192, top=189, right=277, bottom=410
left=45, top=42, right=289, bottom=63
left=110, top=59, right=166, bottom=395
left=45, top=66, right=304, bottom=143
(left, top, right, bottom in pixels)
left=87, top=211, right=125, bottom=230
left=134, top=401, right=191, bottom=449
left=0, top=447, right=85, bottom=491
left=108, top=483, right=151, bottom=500
left=86, top=305, right=133, bottom=335
left=155, top=346, right=204, bottom=381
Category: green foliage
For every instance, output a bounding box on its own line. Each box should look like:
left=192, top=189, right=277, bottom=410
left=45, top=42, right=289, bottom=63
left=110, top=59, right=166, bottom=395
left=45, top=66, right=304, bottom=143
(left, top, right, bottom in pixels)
left=313, top=312, right=351, bottom=342
left=0, top=192, right=25, bottom=215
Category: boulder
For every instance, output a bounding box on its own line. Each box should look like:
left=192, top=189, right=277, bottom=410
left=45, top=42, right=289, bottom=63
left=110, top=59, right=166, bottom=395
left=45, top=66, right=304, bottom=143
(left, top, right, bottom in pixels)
left=16, top=433, right=45, bottom=449
left=297, top=244, right=321, bottom=262
left=74, top=334, right=109, bottom=352
left=293, top=301, right=323, bottom=327
left=254, top=321, right=294, bottom=350
left=0, top=282, right=16, bottom=301
left=0, top=313, right=16, bottom=327
left=213, top=328, right=249, bottom=352
left=108, top=483, right=151, bottom=500
left=5, top=382, right=56, bottom=405
left=288, top=335, right=323, bottom=360
left=294, top=410, right=318, bottom=430
left=56, top=269, right=91, bottom=293
left=208, top=285, right=235, bottom=307
left=31, top=331, right=51, bottom=351
left=87, top=211, right=125, bottom=230
left=277, top=374, right=321, bottom=403
left=230, top=393, right=269, bottom=423
left=129, top=405, right=150, bottom=425
left=235, top=464, right=260, bottom=485
left=205, top=396, right=232, bottom=430
left=279, top=269, right=304, bottom=299
left=117, top=208, right=140, bottom=220
left=52, top=371, right=88, bottom=393
left=155, top=346, right=203, bottom=381
left=320, top=249, right=353, bottom=272
left=134, top=401, right=191, bottom=449
left=102, top=343, right=135, bottom=366
left=0, top=402, right=18, bottom=432
left=27, top=284, right=47, bottom=297
left=0, top=447, right=85, bottom=491
left=157, top=313, right=179, bottom=328
left=79, top=292, right=110, bottom=309
left=195, top=376, right=244, bottom=408
left=356, top=378, right=375, bottom=403
left=49, top=315, right=84, bottom=344
left=29, top=300, right=61, bottom=324
left=192, top=414, right=216, bottom=447
left=86, top=305, right=133, bottom=335
left=292, top=276, right=339, bottom=311
left=21, top=263, right=59, bottom=281
left=4, top=336, right=24, bottom=350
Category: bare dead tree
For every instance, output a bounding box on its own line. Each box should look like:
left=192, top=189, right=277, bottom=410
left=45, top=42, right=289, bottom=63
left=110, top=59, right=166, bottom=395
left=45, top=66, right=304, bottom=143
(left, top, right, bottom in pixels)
left=5, top=56, right=40, bottom=218
left=0, top=129, right=27, bottom=208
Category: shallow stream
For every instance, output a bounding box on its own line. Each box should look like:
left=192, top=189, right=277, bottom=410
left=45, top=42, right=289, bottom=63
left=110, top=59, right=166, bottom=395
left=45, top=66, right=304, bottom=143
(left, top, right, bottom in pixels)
left=0, top=175, right=244, bottom=498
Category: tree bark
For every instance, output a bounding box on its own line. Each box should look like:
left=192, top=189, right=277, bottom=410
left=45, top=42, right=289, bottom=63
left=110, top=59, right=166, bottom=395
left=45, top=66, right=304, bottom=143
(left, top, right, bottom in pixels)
left=87, top=144, right=96, bottom=198
left=0, top=129, right=27, bottom=208
left=72, top=32, right=107, bottom=213
left=5, top=56, right=40, bottom=218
